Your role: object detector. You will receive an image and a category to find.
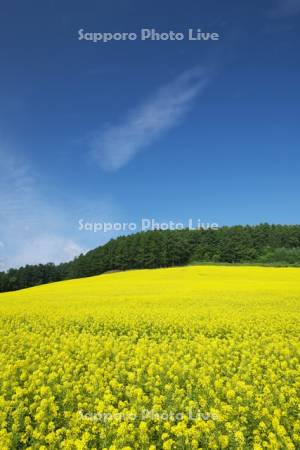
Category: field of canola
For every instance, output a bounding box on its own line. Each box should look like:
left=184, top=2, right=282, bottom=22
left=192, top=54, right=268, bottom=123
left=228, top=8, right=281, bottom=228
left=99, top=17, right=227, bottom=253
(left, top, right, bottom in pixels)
left=0, top=266, right=300, bottom=450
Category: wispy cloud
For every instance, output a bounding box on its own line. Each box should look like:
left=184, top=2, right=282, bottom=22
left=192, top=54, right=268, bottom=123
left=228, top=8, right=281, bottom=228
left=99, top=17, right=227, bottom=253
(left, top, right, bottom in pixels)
left=10, top=235, right=83, bottom=268
left=0, top=145, right=85, bottom=270
left=0, top=143, right=123, bottom=271
left=90, top=66, right=211, bottom=171
left=269, top=0, right=300, bottom=18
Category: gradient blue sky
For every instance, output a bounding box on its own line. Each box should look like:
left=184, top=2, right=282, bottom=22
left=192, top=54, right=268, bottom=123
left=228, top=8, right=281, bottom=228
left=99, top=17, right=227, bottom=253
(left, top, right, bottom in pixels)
left=0, top=0, right=300, bottom=269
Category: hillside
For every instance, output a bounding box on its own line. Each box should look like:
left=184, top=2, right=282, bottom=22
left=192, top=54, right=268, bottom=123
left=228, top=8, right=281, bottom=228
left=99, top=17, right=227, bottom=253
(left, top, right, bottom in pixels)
left=0, top=266, right=300, bottom=448
left=1, top=265, right=299, bottom=315
left=1, top=224, right=300, bottom=292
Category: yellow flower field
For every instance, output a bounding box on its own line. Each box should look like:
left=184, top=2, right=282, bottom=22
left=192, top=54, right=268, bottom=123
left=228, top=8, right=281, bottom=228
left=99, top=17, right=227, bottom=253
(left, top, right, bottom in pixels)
left=0, top=266, right=299, bottom=449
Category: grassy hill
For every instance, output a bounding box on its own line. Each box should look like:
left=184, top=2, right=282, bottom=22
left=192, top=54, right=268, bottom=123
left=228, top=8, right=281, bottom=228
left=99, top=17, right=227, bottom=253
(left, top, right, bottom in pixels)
left=0, top=266, right=300, bottom=448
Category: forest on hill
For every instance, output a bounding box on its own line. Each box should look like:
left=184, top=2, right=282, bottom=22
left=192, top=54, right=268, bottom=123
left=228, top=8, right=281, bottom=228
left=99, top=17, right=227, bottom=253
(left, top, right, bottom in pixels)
left=1, top=224, right=300, bottom=292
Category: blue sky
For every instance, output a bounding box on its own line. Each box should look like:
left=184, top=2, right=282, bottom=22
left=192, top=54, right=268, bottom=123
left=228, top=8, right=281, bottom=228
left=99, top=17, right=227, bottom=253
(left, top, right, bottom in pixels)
left=0, top=0, right=300, bottom=269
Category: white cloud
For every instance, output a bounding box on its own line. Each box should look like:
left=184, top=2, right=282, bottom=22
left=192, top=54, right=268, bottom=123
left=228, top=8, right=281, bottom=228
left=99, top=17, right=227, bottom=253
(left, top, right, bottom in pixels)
left=90, top=66, right=211, bottom=171
left=9, top=235, right=84, bottom=268
left=269, top=0, right=300, bottom=18
left=0, top=146, right=85, bottom=271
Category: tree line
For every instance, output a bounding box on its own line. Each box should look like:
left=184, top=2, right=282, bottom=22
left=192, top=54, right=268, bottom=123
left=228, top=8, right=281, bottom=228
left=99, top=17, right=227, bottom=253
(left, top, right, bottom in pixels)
left=1, top=224, right=300, bottom=292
